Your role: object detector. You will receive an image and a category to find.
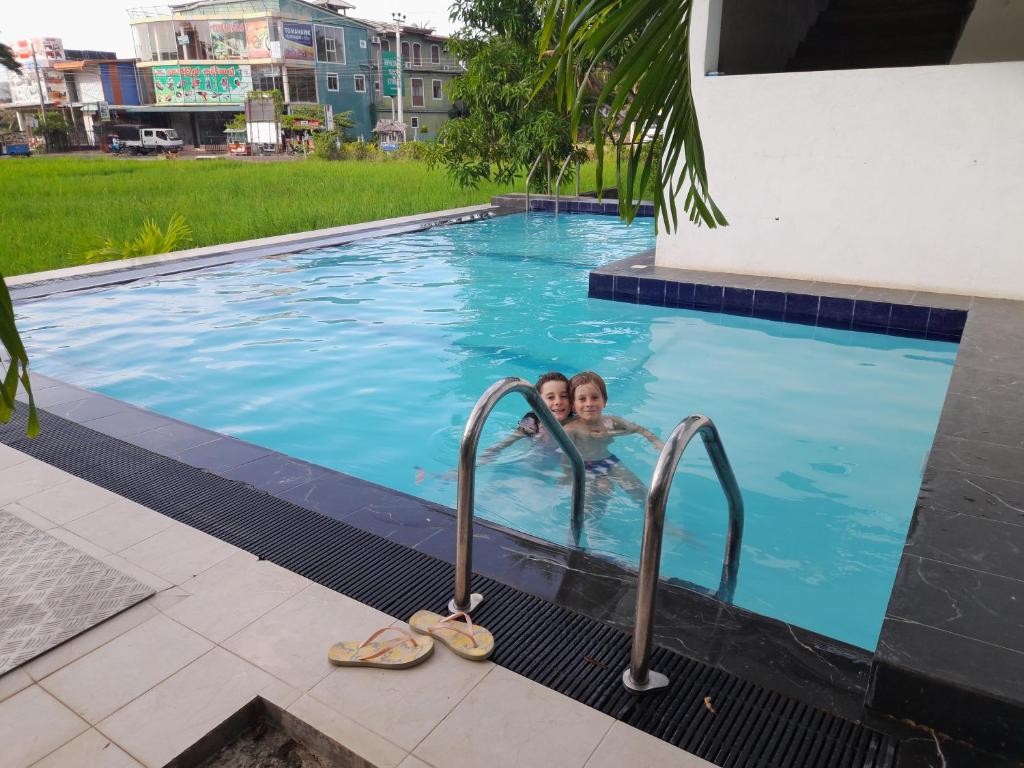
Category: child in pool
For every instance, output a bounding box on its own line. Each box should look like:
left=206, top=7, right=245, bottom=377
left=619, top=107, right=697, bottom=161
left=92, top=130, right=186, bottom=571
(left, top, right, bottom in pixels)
left=479, top=371, right=573, bottom=462
left=564, top=371, right=663, bottom=506
left=416, top=372, right=573, bottom=483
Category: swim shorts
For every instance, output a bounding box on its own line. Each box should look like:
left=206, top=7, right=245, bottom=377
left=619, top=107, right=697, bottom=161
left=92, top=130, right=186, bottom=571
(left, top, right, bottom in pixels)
left=584, top=455, right=620, bottom=475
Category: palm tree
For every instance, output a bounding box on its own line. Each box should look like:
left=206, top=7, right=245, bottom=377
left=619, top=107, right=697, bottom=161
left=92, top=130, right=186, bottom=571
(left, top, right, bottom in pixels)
left=540, top=0, right=726, bottom=231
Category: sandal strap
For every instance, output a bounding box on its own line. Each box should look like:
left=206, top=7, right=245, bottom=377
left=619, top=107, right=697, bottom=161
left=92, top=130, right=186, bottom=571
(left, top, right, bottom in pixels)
left=358, top=626, right=416, bottom=660
left=433, top=611, right=478, bottom=647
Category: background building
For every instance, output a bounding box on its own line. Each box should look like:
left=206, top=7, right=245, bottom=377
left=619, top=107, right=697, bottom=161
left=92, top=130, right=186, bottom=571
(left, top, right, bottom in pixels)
left=126, top=0, right=375, bottom=148
left=361, top=21, right=463, bottom=140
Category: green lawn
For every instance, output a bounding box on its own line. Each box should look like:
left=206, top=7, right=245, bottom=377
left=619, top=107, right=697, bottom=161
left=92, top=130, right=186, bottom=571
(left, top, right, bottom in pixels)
left=0, top=156, right=603, bottom=277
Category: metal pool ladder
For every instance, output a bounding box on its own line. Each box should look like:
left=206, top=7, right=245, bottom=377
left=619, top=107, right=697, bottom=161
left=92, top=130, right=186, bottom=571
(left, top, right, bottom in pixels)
left=623, top=414, right=745, bottom=693
left=449, top=377, right=587, bottom=614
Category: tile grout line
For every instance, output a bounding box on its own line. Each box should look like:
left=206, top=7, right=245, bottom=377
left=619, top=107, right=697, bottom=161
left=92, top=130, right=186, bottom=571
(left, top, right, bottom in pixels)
left=406, top=663, right=498, bottom=757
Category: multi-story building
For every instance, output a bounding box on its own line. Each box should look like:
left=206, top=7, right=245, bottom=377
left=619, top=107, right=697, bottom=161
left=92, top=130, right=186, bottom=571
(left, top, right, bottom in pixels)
left=360, top=21, right=463, bottom=140
left=127, top=0, right=376, bottom=148
left=0, top=38, right=140, bottom=146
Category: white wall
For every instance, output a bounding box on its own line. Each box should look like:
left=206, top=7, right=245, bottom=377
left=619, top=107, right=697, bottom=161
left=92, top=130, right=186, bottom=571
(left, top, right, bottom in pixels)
left=77, top=72, right=105, bottom=103
left=656, top=0, right=1024, bottom=299
left=953, top=0, right=1024, bottom=64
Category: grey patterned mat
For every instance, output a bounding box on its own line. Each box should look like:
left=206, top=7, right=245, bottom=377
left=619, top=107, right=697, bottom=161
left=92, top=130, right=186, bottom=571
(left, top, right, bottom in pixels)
left=0, top=511, right=154, bottom=675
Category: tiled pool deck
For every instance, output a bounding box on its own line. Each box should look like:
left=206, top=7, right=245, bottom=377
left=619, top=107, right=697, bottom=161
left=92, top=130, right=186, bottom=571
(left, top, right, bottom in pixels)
left=0, top=444, right=713, bottom=768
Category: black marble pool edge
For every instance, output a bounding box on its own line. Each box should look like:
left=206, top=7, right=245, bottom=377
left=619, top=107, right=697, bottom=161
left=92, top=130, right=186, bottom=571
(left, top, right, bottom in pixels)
left=591, top=251, right=1024, bottom=758
left=0, top=407, right=909, bottom=768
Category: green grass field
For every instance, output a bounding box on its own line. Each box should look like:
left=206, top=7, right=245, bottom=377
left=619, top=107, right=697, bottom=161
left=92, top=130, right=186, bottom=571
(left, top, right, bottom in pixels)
left=0, top=156, right=604, bottom=277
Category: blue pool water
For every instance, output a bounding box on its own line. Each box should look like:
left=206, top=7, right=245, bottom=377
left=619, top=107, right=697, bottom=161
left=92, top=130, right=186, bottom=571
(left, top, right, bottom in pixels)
left=16, top=213, right=957, bottom=649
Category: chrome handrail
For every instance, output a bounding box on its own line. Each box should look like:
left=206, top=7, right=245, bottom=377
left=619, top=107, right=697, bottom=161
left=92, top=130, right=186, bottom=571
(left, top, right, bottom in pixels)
left=623, top=415, right=744, bottom=693
left=450, top=377, right=587, bottom=614
left=554, top=154, right=573, bottom=214
left=524, top=154, right=544, bottom=213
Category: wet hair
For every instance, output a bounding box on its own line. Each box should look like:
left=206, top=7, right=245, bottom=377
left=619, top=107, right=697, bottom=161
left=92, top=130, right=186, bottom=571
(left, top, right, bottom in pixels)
left=535, top=371, right=569, bottom=391
left=569, top=371, right=608, bottom=403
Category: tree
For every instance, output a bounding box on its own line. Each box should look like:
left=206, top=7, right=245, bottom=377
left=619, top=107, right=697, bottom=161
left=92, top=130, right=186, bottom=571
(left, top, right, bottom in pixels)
left=429, top=0, right=581, bottom=188
left=539, top=0, right=726, bottom=231
left=0, top=34, right=38, bottom=437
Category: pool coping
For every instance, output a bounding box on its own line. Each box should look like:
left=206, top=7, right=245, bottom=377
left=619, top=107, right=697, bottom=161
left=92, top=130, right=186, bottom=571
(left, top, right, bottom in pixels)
left=591, top=250, right=1024, bottom=757
left=9, top=203, right=1024, bottom=758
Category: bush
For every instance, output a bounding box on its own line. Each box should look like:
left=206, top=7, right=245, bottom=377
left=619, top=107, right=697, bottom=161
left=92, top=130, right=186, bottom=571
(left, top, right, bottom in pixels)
left=395, top=141, right=430, bottom=161
left=84, top=214, right=192, bottom=262
left=312, top=130, right=344, bottom=160
left=341, top=141, right=382, bottom=161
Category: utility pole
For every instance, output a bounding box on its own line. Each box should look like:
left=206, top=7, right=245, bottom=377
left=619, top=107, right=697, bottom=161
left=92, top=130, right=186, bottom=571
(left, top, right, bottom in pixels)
left=30, top=46, right=48, bottom=147
left=392, top=12, right=406, bottom=143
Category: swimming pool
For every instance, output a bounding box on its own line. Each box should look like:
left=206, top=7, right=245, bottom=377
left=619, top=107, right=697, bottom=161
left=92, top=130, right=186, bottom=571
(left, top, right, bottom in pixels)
left=16, top=212, right=957, bottom=650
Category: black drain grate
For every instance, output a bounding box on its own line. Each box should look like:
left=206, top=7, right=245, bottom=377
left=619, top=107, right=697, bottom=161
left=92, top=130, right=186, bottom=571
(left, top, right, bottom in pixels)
left=0, top=411, right=898, bottom=768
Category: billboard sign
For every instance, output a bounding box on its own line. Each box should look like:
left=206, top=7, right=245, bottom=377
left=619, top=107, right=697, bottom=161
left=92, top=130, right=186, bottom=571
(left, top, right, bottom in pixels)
left=245, top=19, right=271, bottom=58
left=282, top=22, right=313, bottom=60
left=382, top=51, right=398, bottom=97
left=210, top=20, right=246, bottom=59
left=14, top=38, right=65, bottom=64
left=152, top=64, right=252, bottom=104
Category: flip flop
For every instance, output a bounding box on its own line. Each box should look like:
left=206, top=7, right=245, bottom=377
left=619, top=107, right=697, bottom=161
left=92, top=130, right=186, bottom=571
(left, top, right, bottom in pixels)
left=408, top=610, right=494, bottom=661
left=328, top=626, right=434, bottom=669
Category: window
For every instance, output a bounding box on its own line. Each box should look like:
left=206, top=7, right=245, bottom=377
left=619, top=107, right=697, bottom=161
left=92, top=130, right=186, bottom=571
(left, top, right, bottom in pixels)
left=410, top=117, right=419, bottom=128
left=412, top=43, right=421, bottom=65
left=353, top=74, right=366, bottom=92
left=287, top=67, right=317, bottom=102
left=431, top=44, right=440, bottom=63
left=315, top=25, right=345, bottom=64
left=374, top=78, right=380, bottom=91
left=431, top=79, right=442, bottom=100
left=401, top=41, right=410, bottom=62
left=381, top=38, right=389, bottom=51
left=411, top=78, right=424, bottom=106
left=327, top=72, right=339, bottom=91
left=255, top=67, right=283, bottom=92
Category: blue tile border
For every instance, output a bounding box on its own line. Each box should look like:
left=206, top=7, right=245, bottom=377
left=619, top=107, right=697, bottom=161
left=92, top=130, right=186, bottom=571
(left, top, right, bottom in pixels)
left=527, top=198, right=655, bottom=217
left=589, top=274, right=968, bottom=341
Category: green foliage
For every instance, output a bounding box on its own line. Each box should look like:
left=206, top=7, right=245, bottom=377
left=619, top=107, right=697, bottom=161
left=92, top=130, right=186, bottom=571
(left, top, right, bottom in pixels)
left=448, top=0, right=541, bottom=52
left=224, top=113, right=246, bottom=132
left=312, top=130, right=343, bottom=160
left=430, top=37, right=576, bottom=188
left=396, top=141, right=430, bottom=160
left=539, top=0, right=726, bottom=231
left=341, top=141, right=381, bottom=161
left=3, top=157, right=593, bottom=275
left=0, top=276, right=39, bottom=438
left=84, top=214, right=193, bottom=263
left=1, top=41, right=21, bottom=73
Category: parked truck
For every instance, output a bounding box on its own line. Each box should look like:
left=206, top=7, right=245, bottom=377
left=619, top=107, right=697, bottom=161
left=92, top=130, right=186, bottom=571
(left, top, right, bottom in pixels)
left=109, top=124, right=183, bottom=155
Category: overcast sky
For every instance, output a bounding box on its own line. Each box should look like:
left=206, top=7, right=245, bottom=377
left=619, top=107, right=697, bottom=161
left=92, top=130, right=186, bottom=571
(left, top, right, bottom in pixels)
left=2, top=0, right=459, bottom=58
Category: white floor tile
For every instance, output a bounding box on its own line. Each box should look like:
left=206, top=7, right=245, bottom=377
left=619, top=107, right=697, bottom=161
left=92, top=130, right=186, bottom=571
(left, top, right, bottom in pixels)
left=0, top=461, right=76, bottom=507
left=64, top=499, right=173, bottom=553
left=119, top=523, right=238, bottom=585
left=16, top=480, right=124, bottom=526
left=0, top=444, right=30, bottom=471
left=308, top=627, right=493, bottom=752
left=0, top=685, right=88, bottom=768
left=2, top=501, right=56, bottom=531
left=0, top=667, right=33, bottom=703
left=40, top=614, right=212, bottom=723
left=23, top=602, right=159, bottom=682
left=31, top=727, right=142, bottom=768
left=97, top=647, right=273, bottom=768
left=163, top=553, right=307, bottom=643
left=415, top=666, right=614, bottom=768
left=223, top=583, right=395, bottom=691
left=585, top=722, right=718, bottom=768
left=287, top=694, right=408, bottom=768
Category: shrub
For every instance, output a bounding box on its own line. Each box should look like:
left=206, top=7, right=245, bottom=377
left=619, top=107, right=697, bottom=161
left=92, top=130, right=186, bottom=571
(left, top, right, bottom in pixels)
left=395, top=141, right=430, bottom=161
left=312, top=130, right=344, bottom=160
left=84, top=214, right=192, bottom=262
left=342, top=141, right=381, bottom=161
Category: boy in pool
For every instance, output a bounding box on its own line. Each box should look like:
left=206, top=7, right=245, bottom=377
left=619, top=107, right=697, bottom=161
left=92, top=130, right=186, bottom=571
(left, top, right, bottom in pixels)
left=479, top=371, right=573, bottom=462
left=565, top=371, right=663, bottom=506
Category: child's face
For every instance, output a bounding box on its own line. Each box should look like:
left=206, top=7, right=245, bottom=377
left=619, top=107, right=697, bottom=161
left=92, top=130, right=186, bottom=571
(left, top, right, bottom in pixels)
left=539, top=380, right=571, bottom=422
left=573, top=382, right=606, bottom=422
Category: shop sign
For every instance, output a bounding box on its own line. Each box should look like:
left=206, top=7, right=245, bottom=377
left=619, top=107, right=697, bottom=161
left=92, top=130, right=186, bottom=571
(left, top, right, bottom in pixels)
left=245, top=19, right=271, bottom=58
left=382, top=51, right=398, bottom=97
left=210, top=20, right=246, bottom=59
left=97, top=101, right=110, bottom=120
left=282, top=23, right=313, bottom=60
left=152, top=63, right=252, bottom=104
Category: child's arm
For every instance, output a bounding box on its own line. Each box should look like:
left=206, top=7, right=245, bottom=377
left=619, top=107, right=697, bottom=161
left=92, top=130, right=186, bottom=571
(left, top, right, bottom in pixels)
left=479, top=430, right=527, bottom=463
left=610, top=415, right=664, bottom=451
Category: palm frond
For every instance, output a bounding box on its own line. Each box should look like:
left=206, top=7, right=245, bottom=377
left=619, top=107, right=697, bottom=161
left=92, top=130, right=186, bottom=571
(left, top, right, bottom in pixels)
left=540, top=0, right=727, bottom=231
left=0, top=276, right=38, bottom=438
